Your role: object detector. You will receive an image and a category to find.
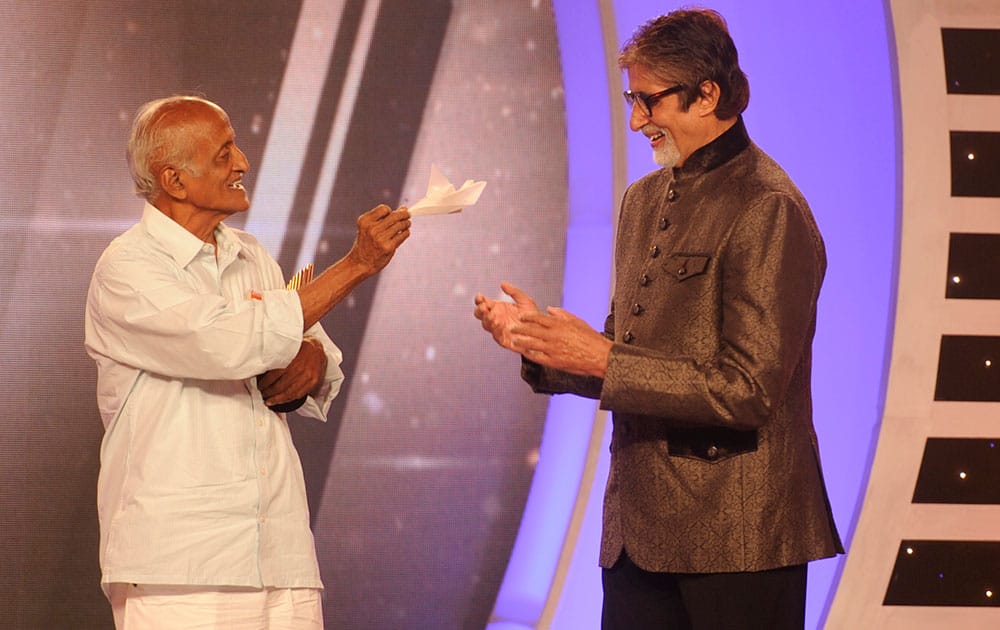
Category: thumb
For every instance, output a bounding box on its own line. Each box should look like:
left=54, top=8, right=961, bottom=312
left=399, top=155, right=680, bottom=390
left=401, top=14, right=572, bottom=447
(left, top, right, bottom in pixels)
left=500, top=282, right=536, bottom=308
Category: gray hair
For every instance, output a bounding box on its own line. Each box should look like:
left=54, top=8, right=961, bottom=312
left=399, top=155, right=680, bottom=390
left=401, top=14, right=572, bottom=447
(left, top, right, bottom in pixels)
left=126, top=95, right=222, bottom=199
left=619, top=9, right=749, bottom=120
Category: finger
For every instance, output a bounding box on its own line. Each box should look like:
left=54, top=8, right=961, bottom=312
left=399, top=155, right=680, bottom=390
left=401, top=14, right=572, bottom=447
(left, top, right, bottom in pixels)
left=518, top=311, right=556, bottom=327
left=359, top=204, right=392, bottom=226
left=509, top=320, right=550, bottom=340
left=381, top=208, right=411, bottom=228
left=264, top=373, right=307, bottom=403
left=391, top=225, right=411, bottom=244
left=546, top=306, right=577, bottom=322
left=374, top=215, right=411, bottom=240
left=257, top=369, right=281, bottom=391
left=511, top=333, right=552, bottom=355
left=474, top=299, right=494, bottom=316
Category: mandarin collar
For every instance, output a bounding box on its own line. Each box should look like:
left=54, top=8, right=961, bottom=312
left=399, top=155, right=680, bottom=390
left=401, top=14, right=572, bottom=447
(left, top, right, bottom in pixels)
left=672, top=115, right=750, bottom=182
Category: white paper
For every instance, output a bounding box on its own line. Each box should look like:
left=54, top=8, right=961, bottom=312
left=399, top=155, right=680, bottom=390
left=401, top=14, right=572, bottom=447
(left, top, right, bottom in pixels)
left=408, top=164, right=487, bottom=216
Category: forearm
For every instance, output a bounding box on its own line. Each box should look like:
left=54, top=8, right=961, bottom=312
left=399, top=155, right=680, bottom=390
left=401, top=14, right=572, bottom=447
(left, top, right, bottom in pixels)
left=298, top=254, right=375, bottom=330
left=298, top=204, right=411, bottom=329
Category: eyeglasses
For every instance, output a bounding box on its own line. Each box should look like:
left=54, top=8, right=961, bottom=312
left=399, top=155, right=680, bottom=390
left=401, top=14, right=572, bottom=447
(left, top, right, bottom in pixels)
left=623, top=84, right=685, bottom=117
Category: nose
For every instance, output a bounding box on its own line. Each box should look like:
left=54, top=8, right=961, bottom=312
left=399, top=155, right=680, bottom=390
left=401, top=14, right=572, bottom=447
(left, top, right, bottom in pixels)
left=629, top=105, right=649, bottom=132
left=234, top=145, right=250, bottom=172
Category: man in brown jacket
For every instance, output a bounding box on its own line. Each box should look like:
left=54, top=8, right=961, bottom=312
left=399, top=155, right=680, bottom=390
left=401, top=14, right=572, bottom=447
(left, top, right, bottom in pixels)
left=474, top=8, right=842, bottom=629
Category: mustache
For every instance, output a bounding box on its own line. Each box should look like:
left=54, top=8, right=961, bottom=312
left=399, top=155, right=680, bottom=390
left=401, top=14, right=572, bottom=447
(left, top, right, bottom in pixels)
left=641, top=124, right=665, bottom=138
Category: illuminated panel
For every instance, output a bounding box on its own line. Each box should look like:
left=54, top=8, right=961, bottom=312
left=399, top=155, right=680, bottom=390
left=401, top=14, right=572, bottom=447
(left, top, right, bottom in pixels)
left=945, top=233, right=1000, bottom=299
left=934, top=335, right=1000, bottom=402
left=912, top=438, right=1000, bottom=504
left=943, top=28, right=1000, bottom=94
left=827, top=2, right=1000, bottom=629
left=951, top=131, right=1000, bottom=197
left=884, top=540, right=1000, bottom=606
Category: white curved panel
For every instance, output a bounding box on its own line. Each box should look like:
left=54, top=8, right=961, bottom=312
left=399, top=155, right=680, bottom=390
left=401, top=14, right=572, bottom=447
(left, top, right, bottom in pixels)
left=827, top=1, right=1000, bottom=628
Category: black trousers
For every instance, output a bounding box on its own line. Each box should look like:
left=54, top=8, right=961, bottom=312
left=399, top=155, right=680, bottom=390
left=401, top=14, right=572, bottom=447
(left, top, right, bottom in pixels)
left=601, top=551, right=808, bottom=630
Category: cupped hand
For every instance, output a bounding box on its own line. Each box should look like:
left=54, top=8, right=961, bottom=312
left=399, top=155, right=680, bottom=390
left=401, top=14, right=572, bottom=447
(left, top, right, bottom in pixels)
left=473, top=282, right=539, bottom=351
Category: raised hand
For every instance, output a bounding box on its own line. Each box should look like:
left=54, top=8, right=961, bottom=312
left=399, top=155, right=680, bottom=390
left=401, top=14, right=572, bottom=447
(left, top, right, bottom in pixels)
left=473, top=282, right=539, bottom=351
left=347, top=204, right=411, bottom=276
left=299, top=204, right=411, bottom=331
left=511, top=307, right=611, bottom=378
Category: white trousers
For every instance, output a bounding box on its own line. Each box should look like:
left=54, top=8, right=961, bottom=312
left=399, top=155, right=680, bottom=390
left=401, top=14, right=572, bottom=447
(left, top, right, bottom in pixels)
left=108, top=583, right=323, bottom=630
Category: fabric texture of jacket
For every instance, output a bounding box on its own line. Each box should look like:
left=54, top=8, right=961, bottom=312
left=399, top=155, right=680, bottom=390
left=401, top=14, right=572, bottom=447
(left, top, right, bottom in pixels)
left=523, top=117, right=843, bottom=573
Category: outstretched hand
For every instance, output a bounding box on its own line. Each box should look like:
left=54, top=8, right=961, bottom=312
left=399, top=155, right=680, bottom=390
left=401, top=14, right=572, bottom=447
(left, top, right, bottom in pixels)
left=473, top=282, right=539, bottom=351
left=298, top=204, right=412, bottom=332
left=474, top=282, right=611, bottom=377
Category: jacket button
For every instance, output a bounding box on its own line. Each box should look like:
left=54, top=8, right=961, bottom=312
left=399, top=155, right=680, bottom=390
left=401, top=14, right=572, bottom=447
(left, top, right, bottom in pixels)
left=677, top=266, right=687, bottom=277
left=706, top=445, right=719, bottom=459
left=650, top=245, right=660, bottom=258
left=639, top=273, right=650, bottom=286
left=667, top=188, right=678, bottom=201
left=623, top=331, right=634, bottom=343
left=632, top=303, right=643, bottom=315
left=659, top=217, right=670, bottom=230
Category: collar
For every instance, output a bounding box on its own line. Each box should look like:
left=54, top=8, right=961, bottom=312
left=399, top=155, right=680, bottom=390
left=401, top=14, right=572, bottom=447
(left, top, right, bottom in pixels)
left=673, top=115, right=750, bottom=181
left=140, top=202, right=243, bottom=268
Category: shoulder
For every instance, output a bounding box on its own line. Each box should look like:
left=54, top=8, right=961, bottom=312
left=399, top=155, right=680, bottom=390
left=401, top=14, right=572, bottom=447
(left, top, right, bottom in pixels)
left=733, top=144, right=807, bottom=203
left=623, top=169, right=671, bottom=204
left=92, top=223, right=166, bottom=277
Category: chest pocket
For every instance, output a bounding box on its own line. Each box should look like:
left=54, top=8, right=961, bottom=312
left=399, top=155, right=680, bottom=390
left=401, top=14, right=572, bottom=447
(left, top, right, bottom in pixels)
left=663, top=253, right=710, bottom=281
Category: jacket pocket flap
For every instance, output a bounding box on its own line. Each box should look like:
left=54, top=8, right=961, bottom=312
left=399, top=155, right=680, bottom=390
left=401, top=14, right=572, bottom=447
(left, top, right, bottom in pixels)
left=667, top=427, right=757, bottom=463
left=663, top=253, right=710, bottom=281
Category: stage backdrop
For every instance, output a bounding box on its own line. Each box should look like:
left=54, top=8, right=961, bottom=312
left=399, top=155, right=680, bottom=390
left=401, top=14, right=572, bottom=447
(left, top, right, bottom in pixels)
left=0, top=1, right=566, bottom=628
left=0, top=1, right=899, bottom=629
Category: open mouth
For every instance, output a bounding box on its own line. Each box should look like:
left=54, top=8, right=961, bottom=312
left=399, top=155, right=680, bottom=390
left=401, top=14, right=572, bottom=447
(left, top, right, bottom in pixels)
left=228, top=180, right=245, bottom=191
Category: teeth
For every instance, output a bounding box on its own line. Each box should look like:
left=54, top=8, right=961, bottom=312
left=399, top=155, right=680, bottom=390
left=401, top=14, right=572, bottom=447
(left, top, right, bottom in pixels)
left=229, top=182, right=244, bottom=190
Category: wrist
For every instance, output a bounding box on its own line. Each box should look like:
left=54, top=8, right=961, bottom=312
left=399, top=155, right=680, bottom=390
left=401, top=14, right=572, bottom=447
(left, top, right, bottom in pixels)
left=344, top=248, right=379, bottom=279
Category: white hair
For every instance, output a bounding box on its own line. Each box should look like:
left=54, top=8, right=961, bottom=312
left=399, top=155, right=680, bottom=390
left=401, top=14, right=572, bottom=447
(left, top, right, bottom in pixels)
left=125, top=95, right=222, bottom=199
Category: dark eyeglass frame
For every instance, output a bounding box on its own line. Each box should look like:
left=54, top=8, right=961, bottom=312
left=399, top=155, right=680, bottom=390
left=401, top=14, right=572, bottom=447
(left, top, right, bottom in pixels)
left=623, top=84, right=686, bottom=117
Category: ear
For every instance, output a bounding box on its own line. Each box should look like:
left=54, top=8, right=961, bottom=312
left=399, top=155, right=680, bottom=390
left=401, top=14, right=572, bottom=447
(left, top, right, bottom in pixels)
left=696, top=80, right=721, bottom=118
left=158, top=167, right=187, bottom=200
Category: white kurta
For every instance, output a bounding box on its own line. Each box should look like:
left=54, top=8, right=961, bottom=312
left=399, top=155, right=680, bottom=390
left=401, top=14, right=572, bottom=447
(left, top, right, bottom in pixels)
left=85, top=203, right=344, bottom=592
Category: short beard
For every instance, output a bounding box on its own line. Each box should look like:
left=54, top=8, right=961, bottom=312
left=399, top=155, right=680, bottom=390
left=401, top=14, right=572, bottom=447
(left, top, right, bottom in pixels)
left=652, top=127, right=681, bottom=169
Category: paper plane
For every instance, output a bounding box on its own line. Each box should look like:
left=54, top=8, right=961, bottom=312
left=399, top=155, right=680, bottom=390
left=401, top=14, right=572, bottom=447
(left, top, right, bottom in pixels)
left=408, top=164, right=487, bottom=216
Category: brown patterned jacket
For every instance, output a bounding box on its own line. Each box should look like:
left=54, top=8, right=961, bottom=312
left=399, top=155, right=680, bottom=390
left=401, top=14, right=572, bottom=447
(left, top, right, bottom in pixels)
left=523, top=117, right=843, bottom=573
